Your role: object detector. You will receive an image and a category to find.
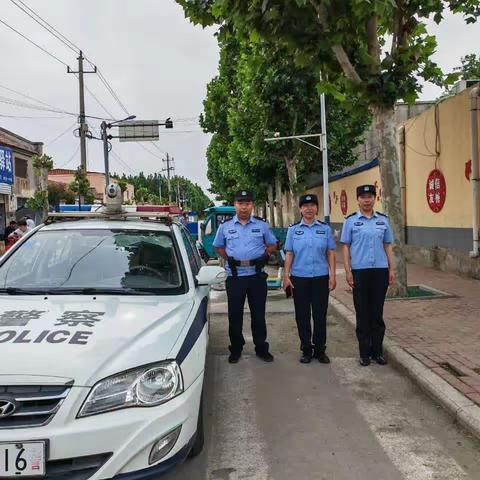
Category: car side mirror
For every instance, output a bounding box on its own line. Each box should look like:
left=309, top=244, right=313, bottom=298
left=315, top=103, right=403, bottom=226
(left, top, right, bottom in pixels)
left=196, top=266, right=227, bottom=286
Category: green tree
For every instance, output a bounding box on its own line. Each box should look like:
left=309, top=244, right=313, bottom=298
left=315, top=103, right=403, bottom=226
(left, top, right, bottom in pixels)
left=135, top=187, right=150, bottom=204
left=69, top=167, right=95, bottom=205
left=30, top=154, right=54, bottom=220
left=454, top=53, right=480, bottom=80
left=125, top=172, right=212, bottom=214
left=176, top=0, right=480, bottom=295
left=202, top=33, right=369, bottom=216
left=117, top=178, right=128, bottom=200
left=48, top=182, right=76, bottom=207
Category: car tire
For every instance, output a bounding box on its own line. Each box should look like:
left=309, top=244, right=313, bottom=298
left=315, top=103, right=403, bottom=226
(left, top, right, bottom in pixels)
left=188, top=393, right=204, bottom=458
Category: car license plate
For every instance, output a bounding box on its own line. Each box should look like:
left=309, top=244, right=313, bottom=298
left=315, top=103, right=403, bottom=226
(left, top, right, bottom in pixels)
left=0, top=442, right=46, bottom=477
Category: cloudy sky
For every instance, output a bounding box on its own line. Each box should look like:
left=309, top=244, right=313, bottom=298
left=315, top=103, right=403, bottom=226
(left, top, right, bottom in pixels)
left=0, top=1, right=479, bottom=194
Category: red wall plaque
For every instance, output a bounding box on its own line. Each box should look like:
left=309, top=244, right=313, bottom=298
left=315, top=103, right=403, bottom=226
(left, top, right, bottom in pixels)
left=340, top=190, right=348, bottom=216
left=426, top=169, right=446, bottom=213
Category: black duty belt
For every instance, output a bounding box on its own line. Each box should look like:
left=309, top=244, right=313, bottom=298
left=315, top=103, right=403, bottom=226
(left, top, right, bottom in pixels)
left=232, top=259, right=259, bottom=266
left=227, top=255, right=268, bottom=278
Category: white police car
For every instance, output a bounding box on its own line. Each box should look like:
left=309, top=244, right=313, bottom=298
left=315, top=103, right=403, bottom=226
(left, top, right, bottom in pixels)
left=0, top=185, right=226, bottom=479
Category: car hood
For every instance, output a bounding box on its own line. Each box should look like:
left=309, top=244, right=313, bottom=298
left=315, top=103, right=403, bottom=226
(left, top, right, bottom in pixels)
left=0, top=295, right=194, bottom=386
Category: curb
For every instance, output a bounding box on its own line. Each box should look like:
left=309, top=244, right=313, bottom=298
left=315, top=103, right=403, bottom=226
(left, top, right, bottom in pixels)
left=329, top=296, right=480, bottom=440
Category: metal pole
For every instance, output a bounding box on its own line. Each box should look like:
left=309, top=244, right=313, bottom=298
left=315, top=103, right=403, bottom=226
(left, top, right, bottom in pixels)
left=78, top=51, right=87, bottom=170
left=101, top=121, right=110, bottom=189
left=159, top=174, right=162, bottom=203
left=166, top=154, right=171, bottom=202
left=320, top=91, right=330, bottom=224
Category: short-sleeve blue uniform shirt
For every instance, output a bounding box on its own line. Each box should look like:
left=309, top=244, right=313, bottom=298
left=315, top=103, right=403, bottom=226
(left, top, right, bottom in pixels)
left=213, top=215, right=278, bottom=277
left=284, top=219, right=336, bottom=277
left=340, top=211, right=393, bottom=270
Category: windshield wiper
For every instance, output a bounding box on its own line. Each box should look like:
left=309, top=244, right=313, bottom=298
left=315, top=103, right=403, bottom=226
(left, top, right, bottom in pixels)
left=0, top=287, right=163, bottom=296
left=0, top=287, right=51, bottom=295
left=42, top=287, right=158, bottom=296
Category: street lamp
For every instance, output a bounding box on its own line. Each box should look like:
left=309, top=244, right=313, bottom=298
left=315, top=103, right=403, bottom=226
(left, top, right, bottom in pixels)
left=265, top=131, right=330, bottom=224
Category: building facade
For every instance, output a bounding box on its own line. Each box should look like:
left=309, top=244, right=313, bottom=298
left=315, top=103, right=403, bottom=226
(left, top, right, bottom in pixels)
left=48, top=169, right=135, bottom=203
left=302, top=86, right=480, bottom=277
left=0, top=127, right=43, bottom=236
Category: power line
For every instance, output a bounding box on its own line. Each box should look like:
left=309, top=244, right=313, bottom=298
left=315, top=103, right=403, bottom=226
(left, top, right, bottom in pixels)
left=95, top=69, right=130, bottom=116
left=136, top=142, right=164, bottom=160
left=76, top=74, right=116, bottom=119
left=0, top=18, right=70, bottom=67
left=0, top=94, right=114, bottom=121
left=46, top=121, right=77, bottom=146
left=9, top=0, right=80, bottom=55
left=56, top=145, right=80, bottom=168
left=0, top=113, right=68, bottom=119
left=0, top=82, right=66, bottom=111
left=149, top=142, right=168, bottom=155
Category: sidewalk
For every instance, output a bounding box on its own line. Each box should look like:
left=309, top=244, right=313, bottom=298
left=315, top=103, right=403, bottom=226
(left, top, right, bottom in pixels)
left=331, top=252, right=480, bottom=408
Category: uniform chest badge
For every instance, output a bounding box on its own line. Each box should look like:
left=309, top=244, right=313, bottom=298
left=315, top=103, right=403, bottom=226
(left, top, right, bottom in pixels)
left=354, top=222, right=364, bottom=226
left=295, top=230, right=304, bottom=235
left=316, top=230, right=325, bottom=234
left=228, top=229, right=237, bottom=234
left=251, top=228, right=261, bottom=233
left=376, top=221, right=385, bottom=225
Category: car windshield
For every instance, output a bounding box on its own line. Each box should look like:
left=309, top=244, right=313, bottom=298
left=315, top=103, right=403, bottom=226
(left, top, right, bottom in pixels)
left=0, top=229, right=185, bottom=295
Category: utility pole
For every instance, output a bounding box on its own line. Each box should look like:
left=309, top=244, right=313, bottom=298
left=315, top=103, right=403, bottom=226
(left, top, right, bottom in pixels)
left=320, top=90, right=330, bottom=224
left=162, top=153, right=175, bottom=203
left=68, top=51, right=96, bottom=170
left=158, top=174, right=162, bottom=203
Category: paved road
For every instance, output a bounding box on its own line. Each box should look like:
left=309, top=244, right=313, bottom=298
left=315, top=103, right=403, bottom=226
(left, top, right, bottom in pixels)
left=163, top=289, right=480, bottom=480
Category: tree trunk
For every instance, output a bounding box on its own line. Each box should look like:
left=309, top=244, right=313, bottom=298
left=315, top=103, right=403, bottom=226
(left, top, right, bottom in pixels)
left=373, top=106, right=407, bottom=297
left=267, top=184, right=275, bottom=227
left=275, top=175, right=284, bottom=227
left=284, top=156, right=300, bottom=221
left=39, top=167, right=49, bottom=221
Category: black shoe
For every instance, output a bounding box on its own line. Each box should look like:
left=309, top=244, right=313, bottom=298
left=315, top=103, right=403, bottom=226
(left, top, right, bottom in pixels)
left=228, top=352, right=241, bottom=364
left=359, top=357, right=371, bottom=366
left=300, top=353, right=312, bottom=364
left=317, top=353, right=331, bottom=364
left=256, top=351, right=274, bottom=362
left=374, top=356, right=388, bottom=365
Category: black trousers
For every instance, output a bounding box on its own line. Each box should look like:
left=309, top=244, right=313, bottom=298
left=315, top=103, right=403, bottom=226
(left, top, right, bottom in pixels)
left=291, top=275, right=330, bottom=355
left=352, top=268, right=389, bottom=359
left=225, top=274, right=269, bottom=354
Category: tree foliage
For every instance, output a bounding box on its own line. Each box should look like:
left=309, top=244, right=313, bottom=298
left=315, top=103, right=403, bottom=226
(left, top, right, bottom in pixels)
left=69, top=167, right=95, bottom=205
left=48, top=181, right=76, bottom=206
left=201, top=33, right=370, bottom=202
left=177, top=0, right=479, bottom=106
left=453, top=53, right=480, bottom=80
left=177, top=0, right=480, bottom=294
left=122, top=172, right=212, bottom=213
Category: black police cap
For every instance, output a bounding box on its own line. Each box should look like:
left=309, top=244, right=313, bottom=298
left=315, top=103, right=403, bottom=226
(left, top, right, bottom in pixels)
left=234, top=189, right=254, bottom=202
left=299, top=194, right=319, bottom=207
left=356, top=184, right=376, bottom=197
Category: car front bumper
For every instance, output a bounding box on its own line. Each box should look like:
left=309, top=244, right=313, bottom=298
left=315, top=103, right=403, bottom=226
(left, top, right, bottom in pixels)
left=0, top=373, right=204, bottom=479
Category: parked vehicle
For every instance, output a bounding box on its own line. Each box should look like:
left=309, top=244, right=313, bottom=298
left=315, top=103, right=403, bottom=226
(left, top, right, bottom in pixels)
left=0, top=185, right=226, bottom=479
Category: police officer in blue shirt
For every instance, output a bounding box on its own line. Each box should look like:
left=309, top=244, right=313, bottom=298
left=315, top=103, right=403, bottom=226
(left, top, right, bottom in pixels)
left=213, top=190, right=278, bottom=364
left=340, top=185, right=396, bottom=366
left=283, top=194, right=337, bottom=364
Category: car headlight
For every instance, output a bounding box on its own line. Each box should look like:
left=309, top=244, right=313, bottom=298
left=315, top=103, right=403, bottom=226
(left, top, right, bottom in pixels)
left=78, top=361, right=183, bottom=418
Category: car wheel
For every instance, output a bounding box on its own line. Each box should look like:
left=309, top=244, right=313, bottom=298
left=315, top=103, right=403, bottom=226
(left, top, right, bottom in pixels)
left=188, top=393, right=204, bottom=458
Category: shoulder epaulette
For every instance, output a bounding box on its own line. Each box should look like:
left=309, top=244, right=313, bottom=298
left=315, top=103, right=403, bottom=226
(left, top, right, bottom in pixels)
left=253, top=215, right=266, bottom=222
left=288, top=221, right=301, bottom=227
left=345, top=212, right=356, bottom=219
left=376, top=211, right=388, bottom=217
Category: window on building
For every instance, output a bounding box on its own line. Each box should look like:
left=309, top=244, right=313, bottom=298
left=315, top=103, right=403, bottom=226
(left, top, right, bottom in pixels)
left=15, top=158, right=28, bottom=178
